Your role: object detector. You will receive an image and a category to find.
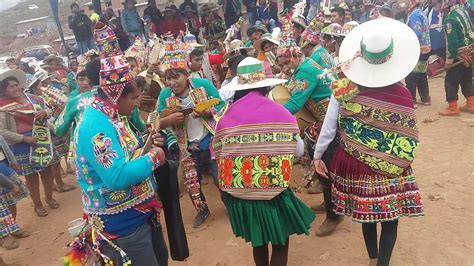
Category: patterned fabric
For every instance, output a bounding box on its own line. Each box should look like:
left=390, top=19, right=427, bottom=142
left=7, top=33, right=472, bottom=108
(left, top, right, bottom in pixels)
left=0, top=206, right=19, bottom=238
left=412, top=60, right=429, bottom=73
left=407, top=8, right=431, bottom=54
left=157, top=78, right=224, bottom=211
left=0, top=161, right=29, bottom=207
left=74, top=96, right=159, bottom=238
left=330, top=83, right=424, bottom=223
left=282, top=58, right=332, bottom=115
left=331, top=149, right=424, bottom=223
left=444, top=5, right=474, bottom=61
left=335, top=83, right=419, bottom=177
left=213, top=91, right=299, bottom=200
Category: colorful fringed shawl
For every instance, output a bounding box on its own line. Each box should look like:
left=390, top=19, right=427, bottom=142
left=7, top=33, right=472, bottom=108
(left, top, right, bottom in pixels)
left=334, top=79, right=419, bottom=177
left=213, top=91, right=299, bottom=200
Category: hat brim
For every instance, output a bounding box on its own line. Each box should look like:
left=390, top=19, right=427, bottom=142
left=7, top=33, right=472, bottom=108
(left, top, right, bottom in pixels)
left=27, top=73, right=46, bottom=89
left=43, top=56, right=63, bottom=65
left=223, top=47, right=251, bottom=60
left=339, top=18, right=420, bottom=88
left=189, top=43, right=205, bottom=48
left=0, top=69, right=27, bottom=89
left=255, top=38, right=279, bottom=51
left=220, top=77, right=287, bottom=92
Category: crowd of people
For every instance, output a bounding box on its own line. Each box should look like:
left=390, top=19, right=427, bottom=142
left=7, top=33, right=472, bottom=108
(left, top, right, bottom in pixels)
left=0, top=0, right=472, bottom=265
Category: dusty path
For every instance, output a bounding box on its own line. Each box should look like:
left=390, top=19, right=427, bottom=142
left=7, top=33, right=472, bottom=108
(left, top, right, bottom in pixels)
left=2, top=76, right=473, bottom=265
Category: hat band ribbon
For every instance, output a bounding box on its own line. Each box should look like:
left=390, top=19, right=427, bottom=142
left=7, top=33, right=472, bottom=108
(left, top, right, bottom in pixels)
left=360, top=38, right=394, bottom=65
left=237, top=63, right=266, bottom=84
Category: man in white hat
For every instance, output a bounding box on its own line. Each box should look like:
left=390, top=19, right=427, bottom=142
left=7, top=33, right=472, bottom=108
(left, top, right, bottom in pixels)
left=275, top=15, right=343, bottom=237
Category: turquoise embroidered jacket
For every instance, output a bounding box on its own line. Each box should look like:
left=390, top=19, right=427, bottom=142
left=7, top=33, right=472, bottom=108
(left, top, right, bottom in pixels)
left=283, top=58, right=332, bottom=114
left=74, top=100, right=157, bottom=214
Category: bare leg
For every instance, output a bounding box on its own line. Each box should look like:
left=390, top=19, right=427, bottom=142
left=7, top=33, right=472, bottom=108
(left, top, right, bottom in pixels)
left=24, top=173, right=42, bottom=208
left=52, top=162, right=65, bottom=187
left=39, top=166, right=56, bottom=204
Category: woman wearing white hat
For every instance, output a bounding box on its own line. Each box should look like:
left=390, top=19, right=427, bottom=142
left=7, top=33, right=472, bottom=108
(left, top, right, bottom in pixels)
left=313, top=19, right=424, bottom=266
left=215, top=57, right=315, bottom=266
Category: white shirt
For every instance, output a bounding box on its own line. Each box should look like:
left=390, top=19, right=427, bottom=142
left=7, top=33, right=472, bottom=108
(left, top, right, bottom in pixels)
left=180, top=95, right=209, bottom=142
left=313, top=95, right=340, bottom=160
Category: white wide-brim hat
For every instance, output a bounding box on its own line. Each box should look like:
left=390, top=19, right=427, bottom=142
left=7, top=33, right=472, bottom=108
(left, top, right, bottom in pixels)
left=220, top=57, right=287, bottom=92
left=0, top=69, right=27, bottom=89
left=339, top=18, right=420, bottom=88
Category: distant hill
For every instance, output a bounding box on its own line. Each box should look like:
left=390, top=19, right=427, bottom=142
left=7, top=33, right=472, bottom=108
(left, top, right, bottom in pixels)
left=0, top=0, right=76, bottom=35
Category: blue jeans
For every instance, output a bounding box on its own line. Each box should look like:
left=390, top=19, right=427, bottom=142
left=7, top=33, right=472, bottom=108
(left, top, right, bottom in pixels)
left=248, top=11, right=257, bottom=26
left=77, top=37, right=96, bottom=55
left=307, top=2, right=320, bottom=23
left=101, top=223, right=169, bottom=266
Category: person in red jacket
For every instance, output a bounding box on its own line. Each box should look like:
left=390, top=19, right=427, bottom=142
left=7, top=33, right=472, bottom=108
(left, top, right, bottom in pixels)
left=160, top=6, right=186, bottom=36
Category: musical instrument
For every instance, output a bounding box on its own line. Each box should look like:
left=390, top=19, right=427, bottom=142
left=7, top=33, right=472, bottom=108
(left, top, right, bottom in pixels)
left=265, top=51, right=276, bottom=66
left=160, top=98, right=220, bottom=118
left=269, top=85, right=316, bottom=134
left=140, top=38, right=164, bottom=113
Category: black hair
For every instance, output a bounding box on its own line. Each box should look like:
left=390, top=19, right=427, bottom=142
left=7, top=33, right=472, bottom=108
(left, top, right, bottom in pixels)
left=292, top=23, right=305, bottom=31
left=70, top=3, right=79, bottom=9
left=228, top=55, right=246, bottom=75
left=190, top=48, right=204, bottom=59
left=76, top=70, right=87, bottom=77
left=233, top=87, right=269, bottom=102
left=331, top=6, right=346, bottom=17
left=86, top=57, right=101, bottom=86
left=247, top=27, right=257, bottom=37
left=164, top=68, right=188, bottom=80
left=0, top=77, right=20, bottom=94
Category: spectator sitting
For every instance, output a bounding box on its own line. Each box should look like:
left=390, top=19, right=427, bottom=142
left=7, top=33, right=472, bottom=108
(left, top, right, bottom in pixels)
left=331, top=6, right=346, bottom=25
left=121, top=0, right=145, bottom=43
left=256, top=0, right=276, bottom=32
left=353, top=1, right=370, bottom=23
left=245, top=25, right=268, bottom=48
left=160, top=6, right=186, bottom=37
left=291, top=15, right=307, bottom=46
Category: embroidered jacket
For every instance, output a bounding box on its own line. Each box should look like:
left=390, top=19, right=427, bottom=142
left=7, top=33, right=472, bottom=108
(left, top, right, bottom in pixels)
left=74, top=97, right=161, bottom=238
left=309, top=46, right=334, bottom=70
left=283, top=58, right=332, bottom=120
left=407, top=7, right=431, bottom=54
left=444, top=5, right=473, bottom=63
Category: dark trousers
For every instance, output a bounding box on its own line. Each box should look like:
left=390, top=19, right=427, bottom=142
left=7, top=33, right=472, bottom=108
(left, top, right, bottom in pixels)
left=190, top=148, right=225, bottom=205
left=362, top=221, right=399, bottom=266
left=405, top=72, right=430, bottom=103
left=101, top=222, right=169, bottom=266
left=445, top=63, right=473, bottom=102
left=307, top=137, right=340, bottom=220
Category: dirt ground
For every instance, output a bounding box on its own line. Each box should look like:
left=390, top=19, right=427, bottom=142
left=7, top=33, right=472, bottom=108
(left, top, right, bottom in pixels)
left=1, top=76, right=473, bottom=265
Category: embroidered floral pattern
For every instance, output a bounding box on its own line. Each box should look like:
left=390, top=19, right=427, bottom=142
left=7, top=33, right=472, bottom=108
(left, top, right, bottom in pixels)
left=213, top=132, right=297, bottom=149
left=332, top=78, right=359, bottom=102
left=217, top=155, right=294, bottom=189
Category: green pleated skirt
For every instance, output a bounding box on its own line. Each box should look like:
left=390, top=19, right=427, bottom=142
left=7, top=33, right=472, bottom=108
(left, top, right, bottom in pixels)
left=223, top=188, right=316, bottom=247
